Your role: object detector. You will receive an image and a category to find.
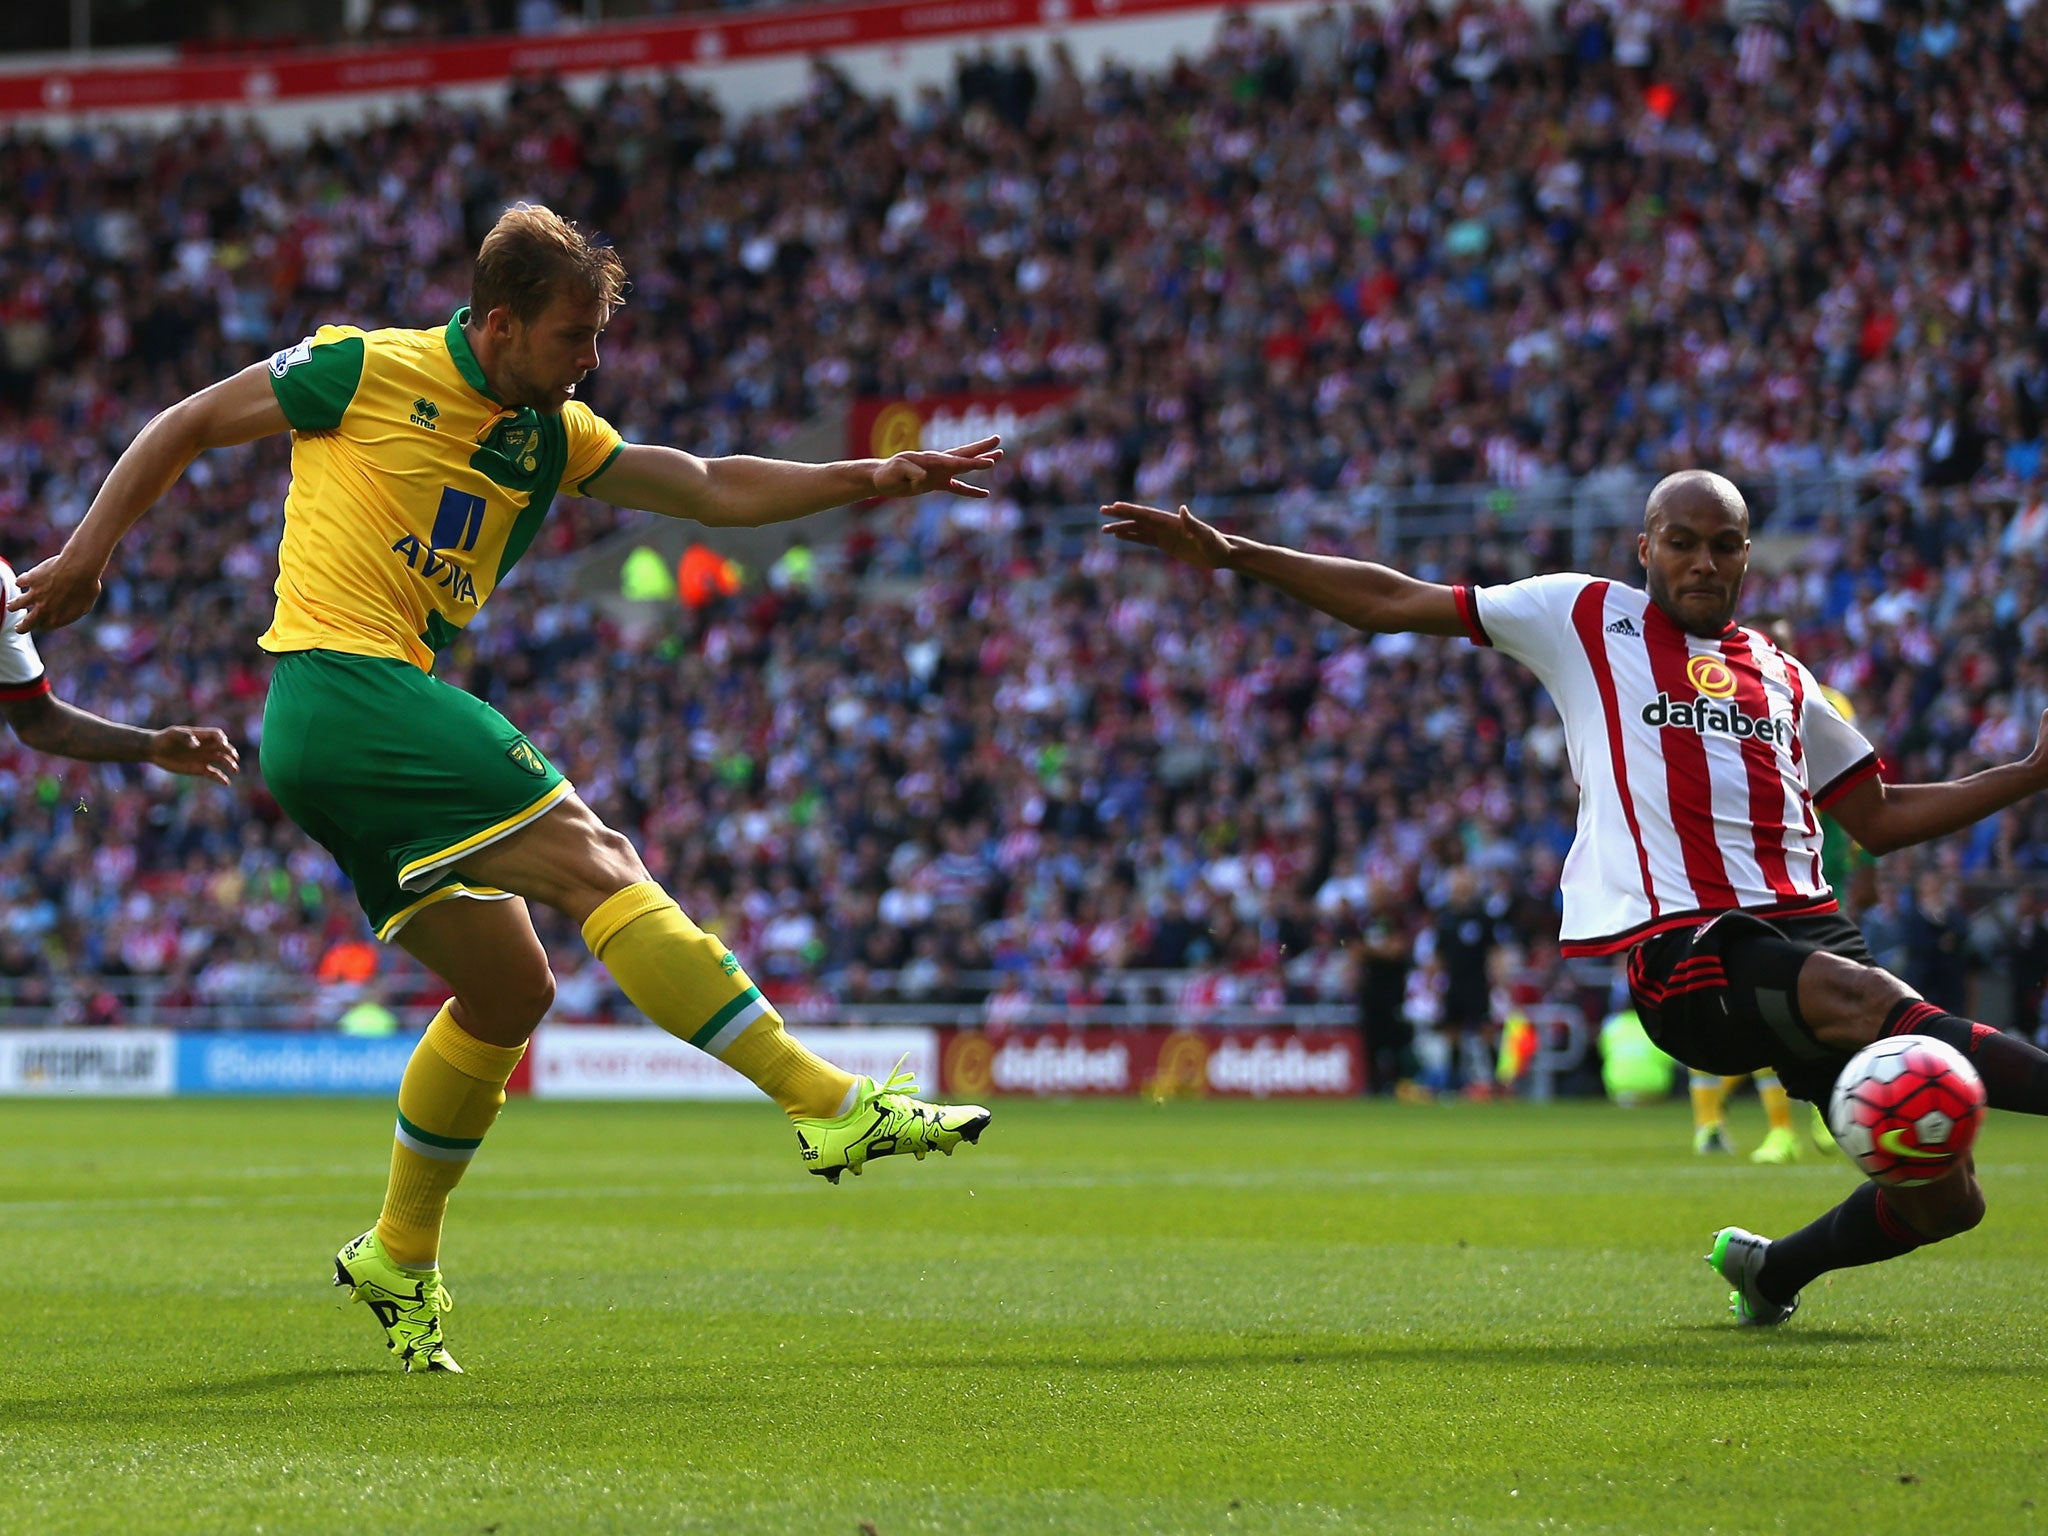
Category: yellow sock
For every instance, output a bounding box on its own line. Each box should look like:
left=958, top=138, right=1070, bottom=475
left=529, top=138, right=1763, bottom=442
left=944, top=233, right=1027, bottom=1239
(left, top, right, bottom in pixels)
left=582, top=881, right=856, bottom=1121
left=1754, top=1070, right=1794, bottom=1132
left=1689, top=1070, right=1729, bottom=1130
left=376, top=1003, right=526, bottom=1269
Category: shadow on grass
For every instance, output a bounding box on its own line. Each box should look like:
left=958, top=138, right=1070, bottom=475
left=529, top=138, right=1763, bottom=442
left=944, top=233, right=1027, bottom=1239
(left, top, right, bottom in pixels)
left=898, top=1330, right=2030, bottom=1376
left=0, top=1365, right=390, bottom=1424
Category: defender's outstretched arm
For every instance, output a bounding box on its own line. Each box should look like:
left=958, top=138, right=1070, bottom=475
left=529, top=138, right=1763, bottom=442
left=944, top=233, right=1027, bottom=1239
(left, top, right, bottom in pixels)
left=1100, top=501, right=1468, bottom=637
left=1, top=693, right=239, bottom=783
left=1828, top=713, right=2048, bottom=856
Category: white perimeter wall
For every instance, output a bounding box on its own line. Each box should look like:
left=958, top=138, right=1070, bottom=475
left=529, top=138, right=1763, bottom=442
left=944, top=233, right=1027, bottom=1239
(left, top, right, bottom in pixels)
left=6, top=2, right=1329, bottom=143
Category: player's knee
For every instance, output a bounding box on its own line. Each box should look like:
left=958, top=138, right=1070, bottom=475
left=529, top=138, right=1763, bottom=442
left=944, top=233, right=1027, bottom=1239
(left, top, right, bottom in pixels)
left=481, top=963, right=555, bottom=1034
left=1898, top=1176, right=1985, bottom=1241
left=524, top=966, right=558, bottom=1027
left=592, top=825, right=646, bottom=887
left=1804, top=957, right=1913, bottom=1046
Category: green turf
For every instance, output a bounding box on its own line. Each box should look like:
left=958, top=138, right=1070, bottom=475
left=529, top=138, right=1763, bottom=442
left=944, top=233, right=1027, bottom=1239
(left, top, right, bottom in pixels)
left=3, top=1095, right=2046, bottom=1534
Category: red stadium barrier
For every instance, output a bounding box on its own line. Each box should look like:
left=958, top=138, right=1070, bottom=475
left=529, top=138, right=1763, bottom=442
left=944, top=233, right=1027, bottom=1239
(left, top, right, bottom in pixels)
left=940, top=1026, right=1363, bottom=1099
left=0, top=0, right=1286, bottom=119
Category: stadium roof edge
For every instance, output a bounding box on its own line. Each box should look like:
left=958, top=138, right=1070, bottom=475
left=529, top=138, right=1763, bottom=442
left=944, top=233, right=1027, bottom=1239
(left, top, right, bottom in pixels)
left=0, top=0, right=1321, bottom=139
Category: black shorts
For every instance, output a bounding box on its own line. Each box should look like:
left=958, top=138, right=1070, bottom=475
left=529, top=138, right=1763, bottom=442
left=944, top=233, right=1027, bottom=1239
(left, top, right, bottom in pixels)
left=1626, top=910, right=1876, bottom=1102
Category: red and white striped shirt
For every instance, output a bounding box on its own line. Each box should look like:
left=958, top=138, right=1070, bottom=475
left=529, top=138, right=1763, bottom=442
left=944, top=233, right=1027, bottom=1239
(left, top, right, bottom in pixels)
left=0, top=559, right=50, bottom=705
left=1453, top=573, right=1879, bottom=956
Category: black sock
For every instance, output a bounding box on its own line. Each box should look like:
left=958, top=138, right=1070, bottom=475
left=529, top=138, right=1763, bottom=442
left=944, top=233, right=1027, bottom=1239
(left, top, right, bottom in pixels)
left=1881, top=999, right=2048, bottom=1114
left=1757, top=1183, right=1923, bottom=1303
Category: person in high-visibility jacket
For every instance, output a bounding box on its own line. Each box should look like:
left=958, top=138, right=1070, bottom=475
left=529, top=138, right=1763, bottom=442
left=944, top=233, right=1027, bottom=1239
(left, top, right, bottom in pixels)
left=1601, top=1005, right=1677, bottom=1107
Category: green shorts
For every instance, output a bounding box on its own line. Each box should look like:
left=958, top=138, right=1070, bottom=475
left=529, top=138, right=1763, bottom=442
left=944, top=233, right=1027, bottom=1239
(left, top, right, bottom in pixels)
left=260, top=648, right=573, bottom=941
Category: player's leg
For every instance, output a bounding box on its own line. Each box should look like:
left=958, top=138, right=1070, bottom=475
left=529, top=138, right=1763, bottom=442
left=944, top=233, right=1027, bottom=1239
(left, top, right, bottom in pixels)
left=1795, top=952, right=2048, bottom=1115
left=330, top=893, right=547, bottom=1373
left=1628, top=917, right=1943, bottom=1322
left=1690, top=1071, right=1735, bottom=1154
left=1746, top=1069, right=1800, bottom=1164
left=377, top=893, right=552, bottom=1263
left=260, top=651, right=557, bottom=1369
left=448, top=790, right=855, bottom=1116
left=1690, top=1071, right=1735, bottom=1153
left=1751, top=1153, right=1985, bottom=1311
left=451, top=791, right=990, bottom=1179
left=1689, top=921, right=1992, bottom=1315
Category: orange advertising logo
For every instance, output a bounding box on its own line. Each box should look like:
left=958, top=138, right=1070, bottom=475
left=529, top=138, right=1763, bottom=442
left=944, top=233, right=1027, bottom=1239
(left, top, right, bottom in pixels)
left=1146, top=1030, right=1210, bottom=1100
left=945, top=1031, right=996, bottom=1098
left=1685, top=654, right=1738, bottom=700
left=868, top=402, right=923, bottom=458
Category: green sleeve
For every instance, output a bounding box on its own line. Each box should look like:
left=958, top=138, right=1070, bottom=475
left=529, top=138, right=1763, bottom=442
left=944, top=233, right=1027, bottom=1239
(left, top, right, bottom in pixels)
left=267, top=332, right=366, bottom=432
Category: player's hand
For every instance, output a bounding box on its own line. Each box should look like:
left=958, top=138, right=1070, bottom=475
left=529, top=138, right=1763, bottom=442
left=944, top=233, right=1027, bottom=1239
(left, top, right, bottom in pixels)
left=149, top=726, right=240, bottom=786
left=870, top=436, right=1003, bottom=499
left=2027, top=710, right=2048, bottom=785
left=8, top=553, right=104, bottom=633
left=1099, top=502, right=1235, bottom=571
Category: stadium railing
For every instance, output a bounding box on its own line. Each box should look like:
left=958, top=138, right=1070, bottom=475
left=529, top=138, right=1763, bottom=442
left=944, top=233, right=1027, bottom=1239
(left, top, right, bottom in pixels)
left=1032, top=466, right=1894, bottom=565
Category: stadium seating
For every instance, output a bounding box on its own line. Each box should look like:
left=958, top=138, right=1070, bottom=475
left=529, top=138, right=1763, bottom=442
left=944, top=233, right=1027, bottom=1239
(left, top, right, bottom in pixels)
left=2, top=0, right=2047, bottom=1036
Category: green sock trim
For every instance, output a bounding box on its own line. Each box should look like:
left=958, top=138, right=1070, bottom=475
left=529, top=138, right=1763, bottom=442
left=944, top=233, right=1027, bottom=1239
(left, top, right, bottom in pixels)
left=395, top=1109, right=486, bottom=1153
left=689, top=985, right=765, bottom=1052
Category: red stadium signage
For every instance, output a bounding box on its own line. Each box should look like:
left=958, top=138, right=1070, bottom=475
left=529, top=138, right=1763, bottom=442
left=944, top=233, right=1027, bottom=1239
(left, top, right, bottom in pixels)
left=0, top=0, right=1281, bottom=119
left=940, top=1026, right=1363, bottom=1099
left=848, top=387, right=1077, bottom=460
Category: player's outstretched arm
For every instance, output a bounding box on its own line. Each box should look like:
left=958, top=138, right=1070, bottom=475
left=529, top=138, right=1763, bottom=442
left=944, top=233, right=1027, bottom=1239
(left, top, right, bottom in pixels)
left=1828, top=712, right=2048, bottom=856
left=583, top=436, right=1003, bottom=527
left=10, top=364, right=289, bottom=632
left=1100, top=501, right=1468, bottom=637
left=1, top=694, right=240, bottom=784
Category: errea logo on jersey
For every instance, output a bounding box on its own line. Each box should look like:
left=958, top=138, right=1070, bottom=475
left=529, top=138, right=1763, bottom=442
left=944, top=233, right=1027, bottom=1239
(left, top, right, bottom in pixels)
left=410, top=398, right=440, bottom=431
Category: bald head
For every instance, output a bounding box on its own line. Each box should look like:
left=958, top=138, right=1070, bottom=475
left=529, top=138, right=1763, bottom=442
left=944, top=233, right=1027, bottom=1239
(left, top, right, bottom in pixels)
left=1637, top=470, right=1752, bottom=636
left=1643, top=470, right=1750, bottom=536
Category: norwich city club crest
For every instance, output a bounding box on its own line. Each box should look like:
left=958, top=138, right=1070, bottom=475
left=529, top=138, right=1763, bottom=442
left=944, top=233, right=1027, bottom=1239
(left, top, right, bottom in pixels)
left=506, top=739, right=548, bottom=777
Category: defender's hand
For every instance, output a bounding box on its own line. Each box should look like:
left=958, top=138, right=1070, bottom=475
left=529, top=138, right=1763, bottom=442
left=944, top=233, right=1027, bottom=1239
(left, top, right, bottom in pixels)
left=871, top=436, right=1003, bottom=499
left=149, top=726, right=241, bottom=786
left=1099, top=502, right=1234, bottom=571
left=8, top=554, right=104, bottom=633
left=2026, top=710, right=2048, bottom=786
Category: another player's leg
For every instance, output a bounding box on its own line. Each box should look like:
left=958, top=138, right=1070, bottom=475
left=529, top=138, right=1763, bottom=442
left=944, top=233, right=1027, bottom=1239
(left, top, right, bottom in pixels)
left=457, top=794, right=990, bottom=1180
left=1746, top=1070, right=1800, bottom=1164
left=1808, top=1100, right=1838, bottom=1154
left=336, top=894, right=551, bottom=1372
left=1690, top=1071, right=1735, bottom=1154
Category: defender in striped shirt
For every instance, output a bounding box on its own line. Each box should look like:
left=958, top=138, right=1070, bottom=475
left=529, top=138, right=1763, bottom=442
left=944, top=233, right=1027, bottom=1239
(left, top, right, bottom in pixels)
left=1105, top=470, right=2048, bottom=1328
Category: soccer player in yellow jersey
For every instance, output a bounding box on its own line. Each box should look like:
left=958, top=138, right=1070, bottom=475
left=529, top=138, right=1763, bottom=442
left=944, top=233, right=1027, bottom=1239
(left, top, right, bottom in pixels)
left=14, top=204, right=998, bottom=1373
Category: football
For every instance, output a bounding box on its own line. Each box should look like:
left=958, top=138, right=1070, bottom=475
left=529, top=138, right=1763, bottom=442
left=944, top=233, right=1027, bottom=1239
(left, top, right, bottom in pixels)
left=1828, top=1035, right=1987, bottom=1187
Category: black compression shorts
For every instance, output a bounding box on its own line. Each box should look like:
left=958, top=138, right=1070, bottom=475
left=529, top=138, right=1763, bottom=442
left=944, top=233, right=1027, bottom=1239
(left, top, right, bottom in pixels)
left=1625, top=910, right=1876, bottom=1102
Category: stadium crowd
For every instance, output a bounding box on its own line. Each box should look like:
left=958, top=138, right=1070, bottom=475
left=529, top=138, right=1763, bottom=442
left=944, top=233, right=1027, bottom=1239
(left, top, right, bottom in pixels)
left=4, top=0, right=2048, bottom=1058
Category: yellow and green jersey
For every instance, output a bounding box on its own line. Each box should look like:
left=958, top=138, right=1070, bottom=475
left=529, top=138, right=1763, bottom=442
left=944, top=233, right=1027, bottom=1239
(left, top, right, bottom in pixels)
left=1817, top=682, right=1870, bottom=893
left=260, top=308, right=624, bottom=672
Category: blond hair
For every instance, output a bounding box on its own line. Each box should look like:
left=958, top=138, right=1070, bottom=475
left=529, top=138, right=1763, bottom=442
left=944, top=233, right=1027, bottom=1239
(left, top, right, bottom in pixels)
left=471, top=203, right=627, bottom=324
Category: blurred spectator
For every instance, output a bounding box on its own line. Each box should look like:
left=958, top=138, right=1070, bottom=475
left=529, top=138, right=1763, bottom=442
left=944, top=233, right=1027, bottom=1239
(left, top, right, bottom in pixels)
left=1354, top=879, right=1415, bottom=1095
left=1903, top=872, right=1970, bottom=1014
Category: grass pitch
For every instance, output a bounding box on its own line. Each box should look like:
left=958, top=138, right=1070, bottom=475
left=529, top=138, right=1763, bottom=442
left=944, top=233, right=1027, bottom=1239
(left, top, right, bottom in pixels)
left=4, top=1095, right=2047, bottom=1535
